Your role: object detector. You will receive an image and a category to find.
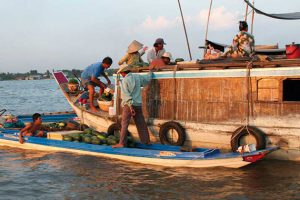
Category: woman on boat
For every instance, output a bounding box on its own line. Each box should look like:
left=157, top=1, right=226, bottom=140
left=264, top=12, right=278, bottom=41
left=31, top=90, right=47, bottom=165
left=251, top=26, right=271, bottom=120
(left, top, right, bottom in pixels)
left=118, top=40, right=148, bottom=67
left=112, top=64, right=154, bottom=148
left=223, top=21, right=255, bottom=58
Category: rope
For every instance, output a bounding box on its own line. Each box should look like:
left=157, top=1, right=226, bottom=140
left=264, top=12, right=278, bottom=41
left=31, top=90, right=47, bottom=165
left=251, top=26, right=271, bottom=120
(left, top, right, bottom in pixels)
left=172, top=65, right=178, bottom=121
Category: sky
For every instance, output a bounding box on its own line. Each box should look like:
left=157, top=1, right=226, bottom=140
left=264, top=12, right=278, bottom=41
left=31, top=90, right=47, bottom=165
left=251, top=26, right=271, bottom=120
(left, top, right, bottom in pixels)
left=0, top=0, right=300, bottom=73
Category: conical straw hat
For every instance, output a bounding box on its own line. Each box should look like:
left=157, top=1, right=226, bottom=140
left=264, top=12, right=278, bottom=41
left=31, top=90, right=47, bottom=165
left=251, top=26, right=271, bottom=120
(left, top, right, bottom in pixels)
left=127, top=40, right=143, bottom=53
left=117, top=63, right=132, bottom=74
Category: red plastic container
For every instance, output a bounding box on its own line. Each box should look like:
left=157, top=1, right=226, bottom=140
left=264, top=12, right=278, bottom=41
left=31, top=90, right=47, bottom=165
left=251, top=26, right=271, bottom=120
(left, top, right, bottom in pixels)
left=286, top=43, right=300, bottom=59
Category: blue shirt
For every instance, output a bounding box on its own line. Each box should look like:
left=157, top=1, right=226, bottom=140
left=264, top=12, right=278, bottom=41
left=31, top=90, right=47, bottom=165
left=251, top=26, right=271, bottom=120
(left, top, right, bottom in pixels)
left=81, top=62, right=104, bottom=80
left=120, top=72, right=153, bottom=107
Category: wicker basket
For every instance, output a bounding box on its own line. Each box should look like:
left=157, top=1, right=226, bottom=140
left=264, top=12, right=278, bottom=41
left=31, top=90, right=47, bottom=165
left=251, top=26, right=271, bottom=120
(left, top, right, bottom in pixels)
left=97, top=99, right=113, bottom=112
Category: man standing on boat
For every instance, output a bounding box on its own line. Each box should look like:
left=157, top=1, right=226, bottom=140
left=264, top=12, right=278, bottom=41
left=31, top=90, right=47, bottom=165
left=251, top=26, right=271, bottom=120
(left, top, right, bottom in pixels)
left=224, top=21, right=255, bottom=58
left=81, top=57, right=113, bottom=112
left=147, top=38, right=166, bottom=63
left=112, top=64, right=153, bottom=148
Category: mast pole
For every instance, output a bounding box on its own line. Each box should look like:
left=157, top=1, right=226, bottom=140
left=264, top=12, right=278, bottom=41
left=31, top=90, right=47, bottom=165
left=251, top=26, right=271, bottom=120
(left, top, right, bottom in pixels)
left=245, top=4, right=249, bottom=21
left=204, top=0, right=213, bottom=57
left=177, top=0, right=192, bottom=60
left=250, top=0, right=255, bottom=34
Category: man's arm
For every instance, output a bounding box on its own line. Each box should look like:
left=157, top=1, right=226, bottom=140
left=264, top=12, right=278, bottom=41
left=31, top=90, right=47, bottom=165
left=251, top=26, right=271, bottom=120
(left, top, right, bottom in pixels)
left=140, top=71, right=153, bottom=87
left=19, top=124, right=31, bottom=144
left=101, top=72, right=111, bottom=85
left=118, top=54, right=129, bottom=65
left=91, top=76, right=107, bottom=88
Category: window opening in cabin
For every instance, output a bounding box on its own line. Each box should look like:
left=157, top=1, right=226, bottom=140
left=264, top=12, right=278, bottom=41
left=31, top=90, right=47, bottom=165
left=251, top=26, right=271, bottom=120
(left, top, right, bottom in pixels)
left=283, top=79, right=300, bottom=101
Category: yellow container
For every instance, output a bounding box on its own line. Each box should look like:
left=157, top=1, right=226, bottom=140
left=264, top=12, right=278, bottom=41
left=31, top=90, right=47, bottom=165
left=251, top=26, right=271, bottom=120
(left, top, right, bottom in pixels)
left=47, top=130, right=83, bottom=140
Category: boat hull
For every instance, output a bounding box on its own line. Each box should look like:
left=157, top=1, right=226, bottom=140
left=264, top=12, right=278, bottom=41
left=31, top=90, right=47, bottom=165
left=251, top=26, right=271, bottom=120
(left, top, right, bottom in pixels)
left=0, top=134, right=276, bottom=169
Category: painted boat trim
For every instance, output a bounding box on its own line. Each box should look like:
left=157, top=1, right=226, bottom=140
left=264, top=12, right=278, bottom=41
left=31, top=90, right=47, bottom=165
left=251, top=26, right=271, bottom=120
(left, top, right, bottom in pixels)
left=122, top=67, right=300, bottom=79
left=0, top=133, right=277, bottom=168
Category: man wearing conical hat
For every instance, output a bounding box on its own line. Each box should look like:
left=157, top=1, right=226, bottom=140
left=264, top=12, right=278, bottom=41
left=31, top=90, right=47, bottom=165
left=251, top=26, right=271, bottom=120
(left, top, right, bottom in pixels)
left=118, top=40, right=148, bottom=67
left=113, top=64, right=154, bottom=148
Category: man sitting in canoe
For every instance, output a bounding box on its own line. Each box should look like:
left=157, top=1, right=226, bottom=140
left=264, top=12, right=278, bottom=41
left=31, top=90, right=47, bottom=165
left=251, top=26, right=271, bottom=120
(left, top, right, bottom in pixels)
left=112, top=64, right=154, bottom=148
left=19, top=113, right=48, bottom=144
left=81, top=57, right=113, bottom=112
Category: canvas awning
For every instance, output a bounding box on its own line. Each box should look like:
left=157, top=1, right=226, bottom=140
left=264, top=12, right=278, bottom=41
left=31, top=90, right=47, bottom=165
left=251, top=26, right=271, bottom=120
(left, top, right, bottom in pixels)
left=244, top=0, right=300, bottom=20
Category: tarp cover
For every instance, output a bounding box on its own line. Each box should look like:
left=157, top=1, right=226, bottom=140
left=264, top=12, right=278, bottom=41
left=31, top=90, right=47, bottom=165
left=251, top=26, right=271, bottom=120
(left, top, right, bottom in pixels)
left=244, top=0, right=300, bottom=20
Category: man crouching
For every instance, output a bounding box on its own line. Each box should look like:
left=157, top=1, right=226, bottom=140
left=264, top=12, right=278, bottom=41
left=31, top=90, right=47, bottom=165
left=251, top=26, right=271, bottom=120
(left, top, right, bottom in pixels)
left=112, top=64, right=154, bottom=148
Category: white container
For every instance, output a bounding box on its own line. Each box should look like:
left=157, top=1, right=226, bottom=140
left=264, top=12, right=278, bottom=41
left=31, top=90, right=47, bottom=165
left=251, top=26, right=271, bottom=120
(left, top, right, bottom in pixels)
left=109, top=107, right=116, bottom=116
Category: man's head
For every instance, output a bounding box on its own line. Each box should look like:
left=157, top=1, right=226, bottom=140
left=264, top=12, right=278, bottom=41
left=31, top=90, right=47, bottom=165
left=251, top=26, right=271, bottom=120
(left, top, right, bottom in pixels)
left=32, top=113, right=42, bottom=124
left=161, top=52, right=172, bottom=65
left=153, top=38, right=166, bottom=51
left=239, top=21, right=248, bottom=31
left=102, top=57, right=113, bottom=69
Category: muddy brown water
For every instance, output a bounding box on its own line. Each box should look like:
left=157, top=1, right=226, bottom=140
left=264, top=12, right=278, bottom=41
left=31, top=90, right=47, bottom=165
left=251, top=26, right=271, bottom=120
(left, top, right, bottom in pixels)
left=1, top=79, right=299, bottom=199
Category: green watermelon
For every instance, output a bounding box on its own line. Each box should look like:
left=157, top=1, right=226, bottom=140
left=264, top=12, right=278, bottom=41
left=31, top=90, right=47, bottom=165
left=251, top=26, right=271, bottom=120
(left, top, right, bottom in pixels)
left=63, top=135, right=73, bottom=141
left=84, top=128, right=93, bottom=135
left=91, top=138, right=101, bottom=145
left=83, top=136, right=92, bottom=144
left=97, top=134, right=106, bottom=140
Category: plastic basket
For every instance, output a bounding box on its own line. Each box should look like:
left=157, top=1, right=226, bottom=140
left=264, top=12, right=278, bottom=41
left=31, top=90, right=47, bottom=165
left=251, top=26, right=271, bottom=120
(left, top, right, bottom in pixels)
left=97, top=100, right=113, bottom=112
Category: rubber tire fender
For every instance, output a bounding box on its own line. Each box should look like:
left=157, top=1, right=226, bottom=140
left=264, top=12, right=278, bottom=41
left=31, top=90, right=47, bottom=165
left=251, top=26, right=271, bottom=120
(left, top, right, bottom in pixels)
left=231, top=126, right=266, bottom=152
left=107, top=122, right=131, bottom=137
left=159, top=121, right=186, bottom=146
left=107, top=122, right=121, bottom=136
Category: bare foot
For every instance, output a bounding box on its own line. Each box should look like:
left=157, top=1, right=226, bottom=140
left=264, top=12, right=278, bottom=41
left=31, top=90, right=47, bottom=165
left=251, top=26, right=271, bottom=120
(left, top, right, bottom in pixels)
left=112, top=143, right=125, bottom=148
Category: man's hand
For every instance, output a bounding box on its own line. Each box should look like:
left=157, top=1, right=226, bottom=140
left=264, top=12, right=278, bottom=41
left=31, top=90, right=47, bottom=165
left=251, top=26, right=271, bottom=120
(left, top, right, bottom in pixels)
left=130, top=107, right=136, bottom=116
left=143, top=46, right=148, bottom=52
left=107, top=79, right=111, bottom=86
left=19, top=134, right=24, bottom=144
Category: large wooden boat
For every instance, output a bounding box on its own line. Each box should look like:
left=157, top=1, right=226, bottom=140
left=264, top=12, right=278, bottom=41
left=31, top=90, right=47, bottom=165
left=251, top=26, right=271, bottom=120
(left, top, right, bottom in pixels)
left=52, top=0, right=300, bottom=161
left=53, top=57, right=300, bottom=162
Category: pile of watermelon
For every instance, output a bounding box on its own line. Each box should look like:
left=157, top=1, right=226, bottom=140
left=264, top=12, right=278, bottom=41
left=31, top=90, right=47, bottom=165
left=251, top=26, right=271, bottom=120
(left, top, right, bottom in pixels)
left=63, top=128, right=135, bottom=147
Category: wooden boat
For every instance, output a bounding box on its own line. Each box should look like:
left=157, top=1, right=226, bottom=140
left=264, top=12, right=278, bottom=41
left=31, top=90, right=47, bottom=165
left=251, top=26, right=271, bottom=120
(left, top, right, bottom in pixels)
left=0, top=129, right=278, bottom=168
left=17, top=111, right=77, bottom=123
left=49, top=0, right=300, bottom=162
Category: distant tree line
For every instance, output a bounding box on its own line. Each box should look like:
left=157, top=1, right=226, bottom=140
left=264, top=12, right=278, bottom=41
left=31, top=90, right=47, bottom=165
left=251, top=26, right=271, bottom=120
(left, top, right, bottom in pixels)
left=0, top=68, right=117, bottom=81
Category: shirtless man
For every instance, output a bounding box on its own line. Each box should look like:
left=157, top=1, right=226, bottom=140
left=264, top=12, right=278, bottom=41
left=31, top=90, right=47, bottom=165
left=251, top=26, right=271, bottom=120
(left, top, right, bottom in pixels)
left=19, top=113, right=48, bottom=144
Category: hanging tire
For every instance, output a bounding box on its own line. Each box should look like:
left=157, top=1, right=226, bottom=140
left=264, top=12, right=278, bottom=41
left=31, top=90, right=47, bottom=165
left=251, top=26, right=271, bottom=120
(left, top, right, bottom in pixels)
left=107, top=123, right=121, bottom=137
left=159, top=121, right=186, bottom=146
left=231, top=126, right=266, bottom=152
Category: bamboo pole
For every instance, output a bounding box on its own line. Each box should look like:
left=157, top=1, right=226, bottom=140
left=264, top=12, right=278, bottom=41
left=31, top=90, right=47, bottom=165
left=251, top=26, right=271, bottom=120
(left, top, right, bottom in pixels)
left=204, top=0, right=213, bottom=57
left=250, top=0, right=255, bottom=34
left=177, top=0, right=193, bottom=60
left=245, top=4, right=249, bottom=21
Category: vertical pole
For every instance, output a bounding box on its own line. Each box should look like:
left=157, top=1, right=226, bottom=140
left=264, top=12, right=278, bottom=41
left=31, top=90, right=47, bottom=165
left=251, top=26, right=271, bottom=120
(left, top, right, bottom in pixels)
left=250, top=0, right=255, bottom=34
left=204, top=0, right=213, bottom=57
left=245, top=4, right=249, bottom=21
left=177, top=0, right=193, bottom=60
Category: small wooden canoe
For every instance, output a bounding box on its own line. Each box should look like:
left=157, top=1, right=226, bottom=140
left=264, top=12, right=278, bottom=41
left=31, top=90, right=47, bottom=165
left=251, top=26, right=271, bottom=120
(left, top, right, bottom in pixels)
left=0, top=130, right=278, bottom=169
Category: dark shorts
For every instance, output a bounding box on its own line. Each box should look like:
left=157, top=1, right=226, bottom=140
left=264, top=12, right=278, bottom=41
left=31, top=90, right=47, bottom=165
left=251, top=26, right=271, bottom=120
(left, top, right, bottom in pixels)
left=83, top=80, right=98, bottom=88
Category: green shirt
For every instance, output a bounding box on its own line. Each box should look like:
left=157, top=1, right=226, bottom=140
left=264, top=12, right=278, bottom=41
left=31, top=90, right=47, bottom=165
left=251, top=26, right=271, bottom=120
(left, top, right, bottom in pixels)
left=224, top=31, right=255, bottom=57
left=120, top=72, right=153, bottom=107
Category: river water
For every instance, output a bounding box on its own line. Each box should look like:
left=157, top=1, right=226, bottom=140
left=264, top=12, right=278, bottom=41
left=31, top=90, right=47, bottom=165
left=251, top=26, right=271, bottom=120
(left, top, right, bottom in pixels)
left=0, top=79, right=299, bottom=199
